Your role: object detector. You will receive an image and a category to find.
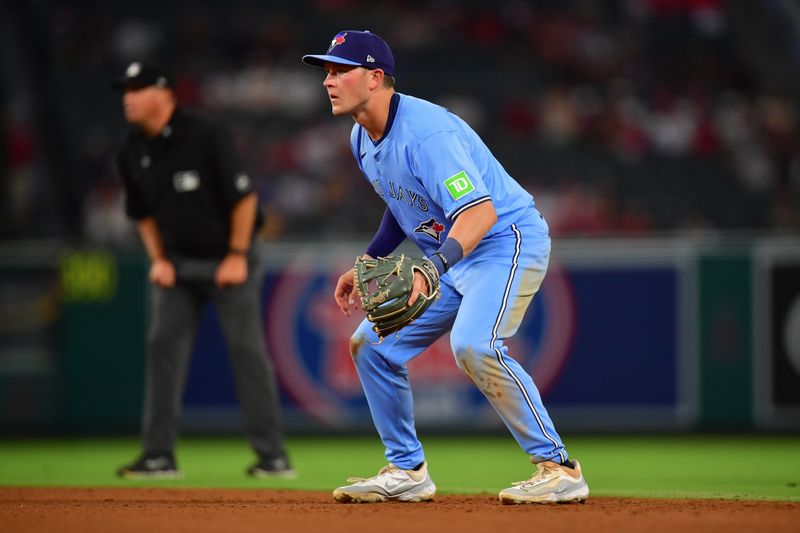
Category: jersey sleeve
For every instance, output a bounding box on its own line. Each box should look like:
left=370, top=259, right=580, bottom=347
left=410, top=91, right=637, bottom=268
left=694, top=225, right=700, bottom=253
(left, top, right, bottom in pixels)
left=208, top=120, right=255, bottom=208
left=411, top=131, right=491, bottom=220
left=115, top=149, right=149, bottom=220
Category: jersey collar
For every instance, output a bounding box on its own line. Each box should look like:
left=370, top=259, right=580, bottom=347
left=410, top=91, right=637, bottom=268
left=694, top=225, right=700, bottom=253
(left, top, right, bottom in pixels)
left=372, top=92, right=400, bottom=147
left=160, top=106, right=187, bottom=140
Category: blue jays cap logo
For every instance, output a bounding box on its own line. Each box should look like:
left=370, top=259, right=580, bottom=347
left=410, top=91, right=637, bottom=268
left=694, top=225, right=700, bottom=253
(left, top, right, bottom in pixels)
left=327, top=33, right=347, bottom=53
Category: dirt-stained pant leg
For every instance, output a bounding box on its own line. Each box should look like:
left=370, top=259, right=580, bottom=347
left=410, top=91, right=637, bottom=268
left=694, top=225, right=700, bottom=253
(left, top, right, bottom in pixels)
left=142, top=284, right=204, bottom=454
left=349, top=283, right=461, bottom=470
left=448, top=223, right=567, bottom=464
left=214, top=257, right=287, bottom=459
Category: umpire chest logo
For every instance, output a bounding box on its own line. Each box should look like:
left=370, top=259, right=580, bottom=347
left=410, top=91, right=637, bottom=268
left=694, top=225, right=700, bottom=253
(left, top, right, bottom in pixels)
left=173, top=170, right=200, bottom=192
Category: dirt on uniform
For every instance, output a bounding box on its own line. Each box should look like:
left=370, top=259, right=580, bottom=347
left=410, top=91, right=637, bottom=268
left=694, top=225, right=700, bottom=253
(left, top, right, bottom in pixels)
left=2, top=487, right=799, bottom=533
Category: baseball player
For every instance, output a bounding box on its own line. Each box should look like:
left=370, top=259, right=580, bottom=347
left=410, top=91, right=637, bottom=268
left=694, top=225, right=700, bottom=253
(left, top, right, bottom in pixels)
left=302, top=31, right=589, bottom=504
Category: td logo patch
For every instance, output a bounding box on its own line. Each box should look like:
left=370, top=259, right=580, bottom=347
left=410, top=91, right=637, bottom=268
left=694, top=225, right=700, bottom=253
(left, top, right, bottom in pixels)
left=444, top=171, right=474, bottom=200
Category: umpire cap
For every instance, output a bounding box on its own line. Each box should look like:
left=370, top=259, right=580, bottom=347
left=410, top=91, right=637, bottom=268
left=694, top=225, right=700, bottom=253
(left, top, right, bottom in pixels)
left=112, top=61, right=172, bottom=91
left=303, top=30, right=395, bottom=77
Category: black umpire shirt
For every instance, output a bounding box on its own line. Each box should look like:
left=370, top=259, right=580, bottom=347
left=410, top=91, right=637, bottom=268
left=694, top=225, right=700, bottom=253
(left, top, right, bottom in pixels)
left=116, top=107, right=258, bottom=260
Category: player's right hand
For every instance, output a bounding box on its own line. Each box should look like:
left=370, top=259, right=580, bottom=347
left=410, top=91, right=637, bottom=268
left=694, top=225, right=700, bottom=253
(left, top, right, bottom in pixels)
left=334, top=267, right=358, bottom=316
left=149, top=258, right=176, bottom=288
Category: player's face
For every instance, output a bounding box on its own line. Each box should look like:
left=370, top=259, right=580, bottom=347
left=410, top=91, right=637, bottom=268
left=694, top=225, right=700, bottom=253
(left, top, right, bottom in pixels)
left=122, top=86, right=169, bottom=124
left=323, top=63, right=370, bottom=116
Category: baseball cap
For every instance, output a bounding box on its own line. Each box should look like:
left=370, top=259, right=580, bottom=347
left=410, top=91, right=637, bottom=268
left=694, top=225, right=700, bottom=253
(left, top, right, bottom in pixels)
left=302, top=30, right=395, bottom=77
left=111, top=61, right=172, bottom=91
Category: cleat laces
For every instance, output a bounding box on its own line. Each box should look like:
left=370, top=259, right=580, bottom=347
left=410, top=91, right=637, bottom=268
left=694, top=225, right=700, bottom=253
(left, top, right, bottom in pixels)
left=511, top=464, right=556, bottom=488
left=346, top=464, right=401, bottom=483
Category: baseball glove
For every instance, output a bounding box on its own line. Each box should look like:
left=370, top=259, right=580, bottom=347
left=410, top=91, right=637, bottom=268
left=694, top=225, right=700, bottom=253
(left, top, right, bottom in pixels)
left=353, top=254, right=441, bottom=340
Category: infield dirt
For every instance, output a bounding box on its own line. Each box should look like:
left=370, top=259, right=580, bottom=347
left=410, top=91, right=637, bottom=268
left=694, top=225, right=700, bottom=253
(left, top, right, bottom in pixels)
left=2, top=487, right=799, bottom=533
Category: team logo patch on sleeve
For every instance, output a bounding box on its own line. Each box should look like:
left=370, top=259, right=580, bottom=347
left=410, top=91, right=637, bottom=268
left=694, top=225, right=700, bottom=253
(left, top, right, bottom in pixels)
left=444, top=171, right=475, bottom=200
left=234, top=173, right=251, bottom=192
left=414, top=218, right=446, bottom=242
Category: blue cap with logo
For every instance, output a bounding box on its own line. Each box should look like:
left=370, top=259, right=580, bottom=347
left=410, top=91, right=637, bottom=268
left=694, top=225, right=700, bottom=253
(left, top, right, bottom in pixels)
left=302, top=30, right=395, bottom=77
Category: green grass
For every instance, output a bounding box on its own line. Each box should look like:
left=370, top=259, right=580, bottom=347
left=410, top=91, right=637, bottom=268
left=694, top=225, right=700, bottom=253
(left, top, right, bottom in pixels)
left=0, top=435, right=798, bottom=501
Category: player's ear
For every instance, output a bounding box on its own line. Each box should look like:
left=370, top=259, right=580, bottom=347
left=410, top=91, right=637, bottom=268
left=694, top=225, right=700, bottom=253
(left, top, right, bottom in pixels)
left=368, top=69, right=384, bottom=89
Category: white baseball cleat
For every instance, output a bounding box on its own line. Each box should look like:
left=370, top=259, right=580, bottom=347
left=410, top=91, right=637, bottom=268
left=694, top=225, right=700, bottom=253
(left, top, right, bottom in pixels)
left=499, top=460, right=589, bottom=504
left=333, top=461, right=437, bottom=503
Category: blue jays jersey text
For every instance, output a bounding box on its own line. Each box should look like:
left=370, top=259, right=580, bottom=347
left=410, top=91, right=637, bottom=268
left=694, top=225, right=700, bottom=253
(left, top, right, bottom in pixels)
left=350, top=93, right=548, bottom=257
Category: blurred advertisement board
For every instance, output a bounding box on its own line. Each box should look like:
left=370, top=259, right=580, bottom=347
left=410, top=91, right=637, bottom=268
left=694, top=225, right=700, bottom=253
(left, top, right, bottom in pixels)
left=756, top=244, right=800, bottom=429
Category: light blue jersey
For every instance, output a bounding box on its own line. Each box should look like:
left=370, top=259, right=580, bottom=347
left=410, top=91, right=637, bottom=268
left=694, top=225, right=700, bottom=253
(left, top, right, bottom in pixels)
left=350, top=93, right=549, bottom=258
left=346, top=92, right=568, bottom=469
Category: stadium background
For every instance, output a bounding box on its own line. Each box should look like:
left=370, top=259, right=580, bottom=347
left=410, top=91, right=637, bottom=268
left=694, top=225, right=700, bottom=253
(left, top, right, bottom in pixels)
left=0, top=0, right=799, bottom=509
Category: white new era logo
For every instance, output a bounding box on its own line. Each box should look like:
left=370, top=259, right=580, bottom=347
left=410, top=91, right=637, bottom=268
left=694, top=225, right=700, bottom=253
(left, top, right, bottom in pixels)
left=366, top=55, right=375, bottom=63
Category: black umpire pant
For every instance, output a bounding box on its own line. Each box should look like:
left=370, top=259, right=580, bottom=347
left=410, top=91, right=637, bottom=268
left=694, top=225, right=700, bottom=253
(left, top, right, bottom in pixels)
left=141, top=256, right=286, bottom=460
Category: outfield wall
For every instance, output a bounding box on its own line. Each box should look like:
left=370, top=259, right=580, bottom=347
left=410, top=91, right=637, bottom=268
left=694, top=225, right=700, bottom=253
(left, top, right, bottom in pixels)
left=1, top=237, right=799, bottom=434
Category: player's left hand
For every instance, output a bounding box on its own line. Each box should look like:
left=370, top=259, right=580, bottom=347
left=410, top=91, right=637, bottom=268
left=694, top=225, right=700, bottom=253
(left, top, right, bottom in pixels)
left=354, top=255, right=441, bottom=340
left=215, top=254, right=248, bottom=288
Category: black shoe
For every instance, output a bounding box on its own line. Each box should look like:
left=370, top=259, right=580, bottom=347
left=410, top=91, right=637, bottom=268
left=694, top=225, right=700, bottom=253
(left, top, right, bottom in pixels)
left=246, top=455, right=297, bottom=479
left=117, top=453, right=182, bottom=480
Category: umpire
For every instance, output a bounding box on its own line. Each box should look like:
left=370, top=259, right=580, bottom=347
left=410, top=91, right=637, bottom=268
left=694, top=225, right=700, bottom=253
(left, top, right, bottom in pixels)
left=112, top=61, right=293, bottom=479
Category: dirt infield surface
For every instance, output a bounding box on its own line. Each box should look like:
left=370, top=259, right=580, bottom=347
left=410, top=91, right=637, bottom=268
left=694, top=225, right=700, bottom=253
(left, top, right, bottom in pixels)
left=2, top=487, right=799, bottom=533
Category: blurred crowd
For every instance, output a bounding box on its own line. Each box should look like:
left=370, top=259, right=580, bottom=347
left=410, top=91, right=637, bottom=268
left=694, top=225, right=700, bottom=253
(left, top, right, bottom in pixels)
left=3, top=0, right=800, bottom=244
